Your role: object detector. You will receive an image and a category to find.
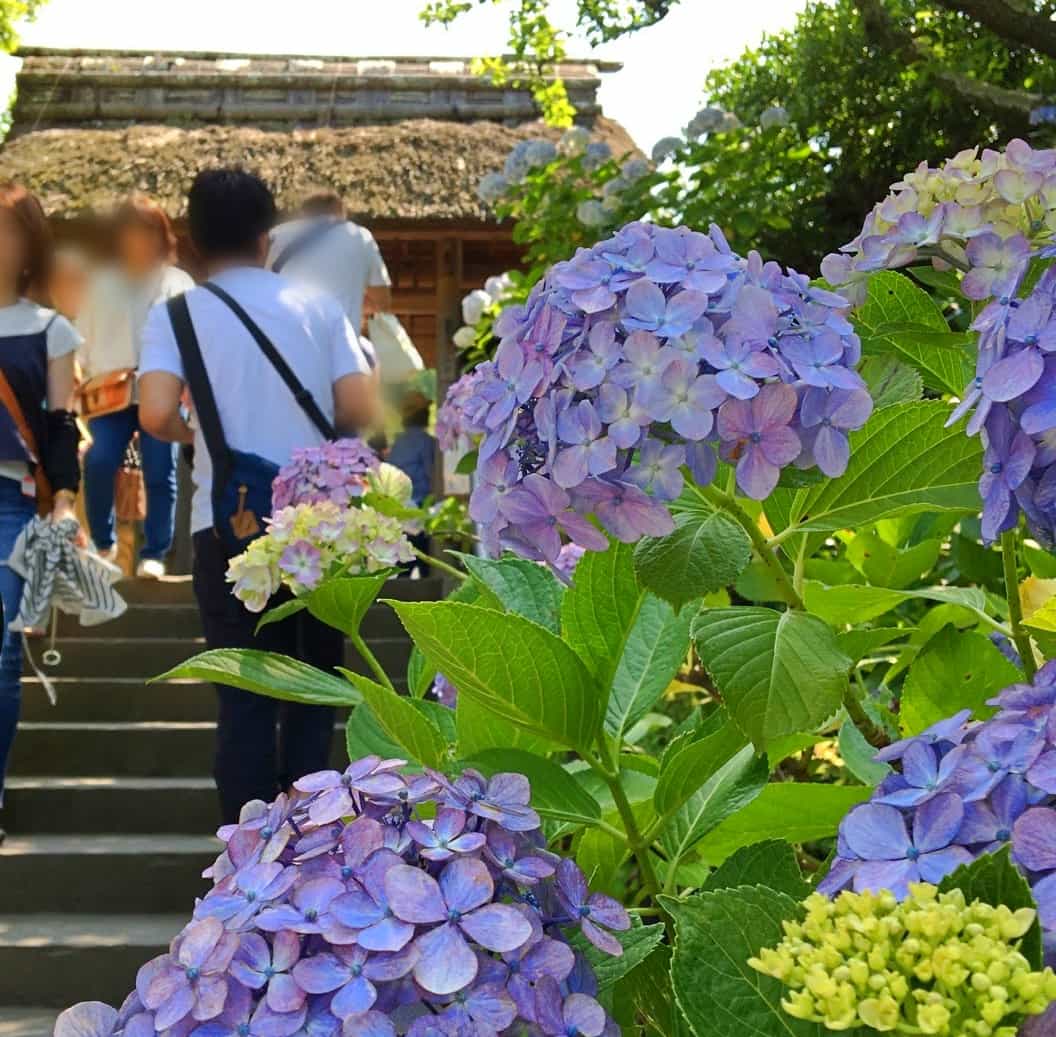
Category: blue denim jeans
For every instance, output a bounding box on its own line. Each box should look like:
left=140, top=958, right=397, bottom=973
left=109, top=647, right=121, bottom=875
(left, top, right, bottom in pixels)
left=0, top=476, right=35, bottom=807
left=84, top=406, right=178, bottom=561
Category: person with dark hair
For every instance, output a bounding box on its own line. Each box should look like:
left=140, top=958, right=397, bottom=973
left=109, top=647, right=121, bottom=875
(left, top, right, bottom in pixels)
left=388, top=390, right=436, bottom=507
left=138, top=167, right=376, bottom=823
left=267, top=187, right=392, bottom=356
left=0, top=181, right=83, bottom=843
left=77, top=194, right=193, bottom=578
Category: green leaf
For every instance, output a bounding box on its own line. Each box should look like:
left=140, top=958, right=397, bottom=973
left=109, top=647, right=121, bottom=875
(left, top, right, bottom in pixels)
left=569, top=921, right=665, bottom=992
left=803, top=581, right=991, bottom=626
left=691, top=607, right=849, bottom=751
left=666, top=886, right=826, bottom=1037
left=908, top=265, right=963, bottom=296
left=156, top=649, right=361, bottom=706
left=861, top=326, right=974, bottom=397
left=389, top=600, right=602, bottom=753
left=340, top=670, right=448, bottom=769
left=703, top=840, right=810, bottom=899
left=788, top=401, right=982, bottom=534
left=406, top=646, right=435, bottom=699
left=454, top=449, right=478, bottom=475
left=654, top=720, right=749, bottom=821
left=454, top=552, right=564, bottom=633
left=1025, top=542, right=1056, bottom=579
left=900, top=626, right=1020, bottom=735
left=699, top=783, right=873, bottom=864
left=605, top=594, right=692, bottom=742
left=856, top=271, right=950, bottom=333
left=305, top=574, right=390, bottom=638
left=658, top=746, right=769, bottom=867
left=938, top=847, right=1043, bottom=969
left=346, top=703, right=407, bottom=761
left=561, top=540, right=642, bottom=687
left=1025, top=594, right=1056, bottom=658
left=845, top=530, right=940, bottom=589
left=838, top=718, right=891, bottom=786
left=835, top=627, right=910, bottom=662
left=464, top=748, right=602, bottom=826
left=634, top=508, right=752, bottom=609
left=254, top=598, right=307, bottom=633
left=455, top=694, right=555, bottom=758
left=858, top=353, right=923, bottom=409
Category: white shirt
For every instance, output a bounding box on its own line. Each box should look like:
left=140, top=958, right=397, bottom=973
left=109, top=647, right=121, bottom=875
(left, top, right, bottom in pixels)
left=139, top=267, right=370, bottom=534
left=77, top=265, right=194, bottom=379
left=267, top=219, right=390, bottom=332
left=0, top=300, right=81, bottom=485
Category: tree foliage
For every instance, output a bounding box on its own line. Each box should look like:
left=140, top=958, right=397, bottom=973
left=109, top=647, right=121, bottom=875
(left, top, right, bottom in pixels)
left=0, top=1, right=43, bottom=53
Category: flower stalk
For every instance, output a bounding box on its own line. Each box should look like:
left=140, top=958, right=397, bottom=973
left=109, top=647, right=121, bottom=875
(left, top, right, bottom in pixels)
left=1001, top=528, right=1037, bottom=681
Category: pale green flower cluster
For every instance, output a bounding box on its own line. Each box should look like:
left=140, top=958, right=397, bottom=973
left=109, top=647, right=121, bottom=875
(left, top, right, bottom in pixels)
left=749, top=884, right=1056, bottom=1035
left=226, top=499, right=414, bottom=612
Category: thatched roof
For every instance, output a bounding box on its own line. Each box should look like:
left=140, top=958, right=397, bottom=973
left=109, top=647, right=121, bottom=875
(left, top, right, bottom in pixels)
left=0, top=117, right=637, bottom=223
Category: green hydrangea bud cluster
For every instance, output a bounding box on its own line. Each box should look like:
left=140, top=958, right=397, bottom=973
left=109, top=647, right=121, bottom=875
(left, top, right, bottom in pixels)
left=748, top=884, right=1056, bottom=1034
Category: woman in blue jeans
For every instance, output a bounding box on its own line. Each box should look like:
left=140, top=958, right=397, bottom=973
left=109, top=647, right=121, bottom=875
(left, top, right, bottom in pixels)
left=0, top=183, right=84, bottom=843
left=78, top=196, right=192, bottom=578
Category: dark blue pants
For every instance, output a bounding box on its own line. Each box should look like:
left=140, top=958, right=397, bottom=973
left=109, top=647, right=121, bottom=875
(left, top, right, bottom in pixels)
left=84, top=406, right=177, bottom=561
left=0, top=477, right=35, bottom=807
left=192, top=530, right=341, bottom=824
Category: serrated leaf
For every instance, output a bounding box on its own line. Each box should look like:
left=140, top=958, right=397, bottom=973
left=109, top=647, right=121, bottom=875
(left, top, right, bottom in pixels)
left=699, top=783, right=873, bottom=864
left=346, top=702, right=407, bottom=761
left=938, top=847, right=1043, bottom=969
left=804, top=581, right=992, bottom=626
left=464, top=747, right=602, bottom=826
left=340, top=670, right=449, bottom=769
left=703, top=840, right=810, bottom=899
left=658, top=746, right=769, bottom=868
left=568, top=921, right=665, bottom=992
left=835, top=627, right=910, bottom=662
left=605, top=594, right=692, bottom=742
left=900, top=626, right=1020, bottom=735
left=157, top=649, right=361, bottom=706
left=654, top=720, right=749, bottom=821
left=1025, top=593, right=1056, bottom=658
left=305, top=573, right=390, bottom=638
left=389, top=600, right=603, bottom=753
left=787, top=401, right=982, bottom=534
left=691, top=607, right=849, bottom=751
left=858, top=353, right=923, bottom=409
left=838, top=718, right=891, bottom=786
left=665, top=886, right=828, bottom=1037
left=856, top=271, right=950, bottom=333
left=634, top=508, right=752, bottom=609
left=455, top=552, right=564, bottom=633
left=254, top=597, right=307, bottom=633
left=455, top=694, right=555, bottom=758
left=406, top=646, right=435, bottom=699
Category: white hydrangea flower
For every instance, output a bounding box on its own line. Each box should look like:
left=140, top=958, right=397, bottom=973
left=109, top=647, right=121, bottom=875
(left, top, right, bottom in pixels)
left=760, top=105, right=790, bottom=130
left=559, top=126, right=591, bottom=155
left=369, top=462, right=414, bottom=507
left=461, top=289, right=492, bottom=327
left=576, top=199, right=608, bottom=227
left=720, top=112, right=742, bottom=132
left=453, top=325, right=478, bottom=350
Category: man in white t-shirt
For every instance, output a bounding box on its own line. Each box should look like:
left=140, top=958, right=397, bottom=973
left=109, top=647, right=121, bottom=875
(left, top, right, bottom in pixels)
left=267, top=190, right=391, bottom=350
left=138, top=168, right=375, bottom=823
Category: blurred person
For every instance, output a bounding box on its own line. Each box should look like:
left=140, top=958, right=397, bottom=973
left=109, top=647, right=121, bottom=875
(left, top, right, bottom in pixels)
left=77, top=196, right=193, bottom=578
left=49, top=245, right=89, bottom=321
left=0, top=182, right=83, bottom=843
left=139, top=168, right=375, bottom=823
left=267, top=189, right=391, bottom=358
left=388, top=390, right=436, bottom=579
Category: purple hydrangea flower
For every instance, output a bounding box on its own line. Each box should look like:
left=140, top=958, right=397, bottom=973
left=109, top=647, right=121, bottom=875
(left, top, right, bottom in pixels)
left=61, top=759, right=625, bottom=1035
left=717, top=383, right=803, bottom=499
left=272, top=439, right=380, bottom=510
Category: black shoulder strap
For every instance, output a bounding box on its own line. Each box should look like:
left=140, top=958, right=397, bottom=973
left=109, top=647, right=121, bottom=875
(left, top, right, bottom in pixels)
left=166, top=294, right=230, bottom=479
left=202, top=282, right=337, bottom=441
left=270, top=218, right=344, bottom=274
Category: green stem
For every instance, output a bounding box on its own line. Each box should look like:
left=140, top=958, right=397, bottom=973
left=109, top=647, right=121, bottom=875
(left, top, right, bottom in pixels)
left=1001, top=528, right=1037, bottom=681
left=843, top=686, right=887, bottom=748
left=411, top=547, right=467, bottom=583
left=698, top=484, right=805, bottom=610
left=349, top=631, right=398, bottom=693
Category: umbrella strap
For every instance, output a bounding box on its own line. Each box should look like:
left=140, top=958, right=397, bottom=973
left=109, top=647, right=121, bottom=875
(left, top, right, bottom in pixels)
left=22, top=629, right=57, bottom=706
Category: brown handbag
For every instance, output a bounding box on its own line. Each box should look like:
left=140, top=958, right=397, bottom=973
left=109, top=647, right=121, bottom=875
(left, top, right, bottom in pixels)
left=0, top=369, right=53, bottom=516
left=78, top=369, right=135, bottom=419
left=115, top=436, right=146, bottom=522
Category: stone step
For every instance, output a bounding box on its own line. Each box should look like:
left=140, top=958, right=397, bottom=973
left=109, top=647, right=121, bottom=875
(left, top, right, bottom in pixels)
left=0, top=1008, right=58, bottom=1037
left=9, top=722, right=348, bottom=777
left=20, top=679, right=216, bottom=723
left=3, top=778, right=219, bottom=834
left=0, top=835, right=215, bottom=914
left=0, top=914, right=185, bottom=1008
left=25, top=636, right=413, bottom=681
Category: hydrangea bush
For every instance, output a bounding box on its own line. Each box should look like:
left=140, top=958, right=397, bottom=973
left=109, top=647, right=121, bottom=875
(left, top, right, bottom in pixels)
left=272, top=440, right=382, bottom=510
left=56, top=760, right=629, bottom=1037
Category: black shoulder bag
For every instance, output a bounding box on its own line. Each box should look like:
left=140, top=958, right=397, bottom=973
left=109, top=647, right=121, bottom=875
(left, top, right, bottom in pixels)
left=167, top=284, right=336, bottom=556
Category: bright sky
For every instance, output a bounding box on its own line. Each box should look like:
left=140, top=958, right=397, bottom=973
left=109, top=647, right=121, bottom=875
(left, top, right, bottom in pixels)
left=2, top=0, right=809, bottom=148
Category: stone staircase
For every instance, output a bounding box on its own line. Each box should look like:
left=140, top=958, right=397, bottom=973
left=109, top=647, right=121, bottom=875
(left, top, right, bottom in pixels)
left=0, top=575, right=438, bottom=1034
